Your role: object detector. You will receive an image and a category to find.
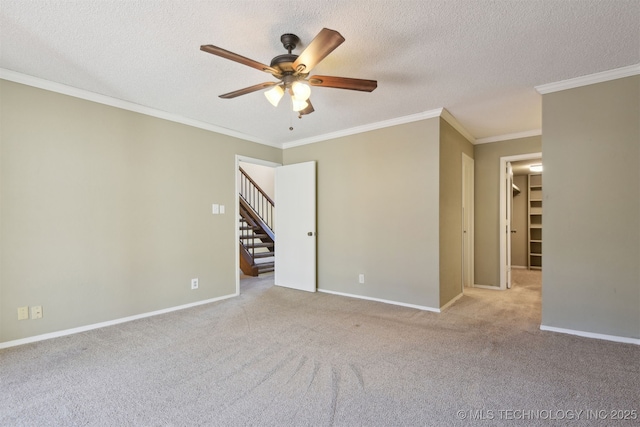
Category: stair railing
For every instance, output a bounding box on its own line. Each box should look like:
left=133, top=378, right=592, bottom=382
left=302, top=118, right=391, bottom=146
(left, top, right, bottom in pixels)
left=239, top=166, right=274, bottom=233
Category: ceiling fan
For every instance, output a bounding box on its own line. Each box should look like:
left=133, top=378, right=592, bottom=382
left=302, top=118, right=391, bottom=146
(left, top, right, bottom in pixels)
left=200, top=28, right=377, bottom=116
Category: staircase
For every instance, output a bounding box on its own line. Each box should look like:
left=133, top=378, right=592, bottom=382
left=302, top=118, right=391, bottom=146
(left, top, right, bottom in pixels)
left=239, top=167, right=275, bottom=276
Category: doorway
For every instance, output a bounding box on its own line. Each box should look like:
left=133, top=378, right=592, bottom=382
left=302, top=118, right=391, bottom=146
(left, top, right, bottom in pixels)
left=235, top=156, right=280, bottom=295
left=499, top=153, right=542, bottom=290
left=235, top=157, right=318, bottom=295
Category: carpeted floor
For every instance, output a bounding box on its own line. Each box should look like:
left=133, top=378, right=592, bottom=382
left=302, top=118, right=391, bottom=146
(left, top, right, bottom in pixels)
left=1, top=270, right=638, bottom=426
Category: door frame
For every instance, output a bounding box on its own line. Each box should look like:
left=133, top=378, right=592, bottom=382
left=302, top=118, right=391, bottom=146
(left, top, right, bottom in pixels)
left=235, top=155, right=281, bottom=295
left=499, top=152, right=541, bottom=290
left=461, top=153, right=475, bottom=290
left=506, top=162, right=513, bottom=289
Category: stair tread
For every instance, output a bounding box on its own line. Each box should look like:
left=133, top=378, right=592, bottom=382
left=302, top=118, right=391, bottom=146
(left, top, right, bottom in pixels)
left=253, top=252, right=275, bottom=258
left=245, top=242, right=274, bottom=248
left=240, top=234, right=269, bottom=239
left=258, top=263, right=275, bottom=273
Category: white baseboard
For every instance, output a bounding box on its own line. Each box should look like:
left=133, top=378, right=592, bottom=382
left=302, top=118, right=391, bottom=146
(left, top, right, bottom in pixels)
left=318, top=288, right=440, bottom=313
left=473, top=284, right=501, bottom=290
left=511, top=265, right=527, bottom=269
left=0, top=293, right=238, bottom=350
left=440, top=292, right=464, bottom=311
left=540, top=325, right=640, bottom=345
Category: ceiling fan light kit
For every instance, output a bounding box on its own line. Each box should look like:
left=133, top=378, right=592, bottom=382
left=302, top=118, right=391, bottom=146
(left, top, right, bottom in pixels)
left=200, top=28, right=377, bottom=116
left=291, top=81, right=311, bottom=101
left=265, top=85, right=284, bottom=106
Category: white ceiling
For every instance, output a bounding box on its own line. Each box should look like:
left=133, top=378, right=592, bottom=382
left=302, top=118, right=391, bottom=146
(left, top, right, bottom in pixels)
left=1, top=1, right=638, bottom=147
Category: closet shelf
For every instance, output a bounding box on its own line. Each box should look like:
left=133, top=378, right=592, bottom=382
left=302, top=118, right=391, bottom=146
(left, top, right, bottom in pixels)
left=528, top=172, right=543, bottom=270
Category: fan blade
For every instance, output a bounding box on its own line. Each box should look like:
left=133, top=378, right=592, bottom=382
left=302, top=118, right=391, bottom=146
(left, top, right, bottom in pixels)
left=219, top=82, right=278, bottom=99
left=201, top=45, right=280, bottom=75
left=292, top=28, right=345, bottom=74
left=309, top=75, right=377, bottom=92
left=299, top=99, right=315, bottom=116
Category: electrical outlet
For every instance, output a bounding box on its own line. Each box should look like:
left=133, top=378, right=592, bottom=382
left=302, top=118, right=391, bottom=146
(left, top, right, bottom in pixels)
left=359, top=274, right=365, bottom=284
left=31, top=305, right=43, bottom=319
left=18, top=306, right=29, bottom=320
left=191, top=278, right=199, bottom=290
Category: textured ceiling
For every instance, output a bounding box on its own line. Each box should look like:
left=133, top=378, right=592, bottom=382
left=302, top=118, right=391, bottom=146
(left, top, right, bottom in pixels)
left=1, top=1, right=639, bottom=147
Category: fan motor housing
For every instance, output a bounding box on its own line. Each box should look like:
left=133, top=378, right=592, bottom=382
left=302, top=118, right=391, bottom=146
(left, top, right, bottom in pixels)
left=270, top=33, right=304, bottom=74
left=270, top=54, right=298, bottom=73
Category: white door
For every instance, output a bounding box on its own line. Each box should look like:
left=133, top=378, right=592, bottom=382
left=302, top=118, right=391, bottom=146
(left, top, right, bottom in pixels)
left=505, top=162, right=513, bottom=289
left=274, top=161, right=317, bottom=292
left=462, top=154, right=474, bottom=289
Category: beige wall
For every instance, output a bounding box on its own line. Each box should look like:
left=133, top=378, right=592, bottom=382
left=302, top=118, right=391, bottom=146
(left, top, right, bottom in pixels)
left=541, top=75, right=639, bottom=339
left=439, top=119, right=474, bottom=306
left=511, top=175, right=528, bottom=267
left=283, top=119, right=442, bottom=309
left=0, top=80, right=281, bottom=343
left=473, top=136, right=542, bottom=286
left=7, top=72, right=637, bottom=344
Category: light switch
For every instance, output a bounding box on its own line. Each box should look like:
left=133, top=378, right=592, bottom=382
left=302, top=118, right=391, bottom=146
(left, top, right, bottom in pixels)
left=219, top=205, right=225, bottom=214
left=212, top=204, right=219, bottom=215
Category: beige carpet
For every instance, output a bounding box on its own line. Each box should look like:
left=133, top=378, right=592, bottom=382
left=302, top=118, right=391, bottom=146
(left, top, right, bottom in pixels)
left=1, top=270, right=638, bottom=426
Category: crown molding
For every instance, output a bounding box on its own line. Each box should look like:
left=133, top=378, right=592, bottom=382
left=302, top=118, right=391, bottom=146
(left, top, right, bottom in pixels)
left=282, top=109, right=445, bottom=149
left=1, top=69, right=470, bottom=150
left=535, top=63, right=640, bottom=95
left=475, top=129, right=542, bottom=145
left=6, top=68, right=542, bottom=149
left=282, top=107, right=479, bottom=149
left=439, top=108, right=475, bottom=143
left=0, top=68, right=281, bottom=148
left=2, top=68, right=465, bottom=150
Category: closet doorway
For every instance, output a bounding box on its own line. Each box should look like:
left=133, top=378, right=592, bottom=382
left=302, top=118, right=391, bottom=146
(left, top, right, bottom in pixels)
left=499, top=153, right=542, bottom=290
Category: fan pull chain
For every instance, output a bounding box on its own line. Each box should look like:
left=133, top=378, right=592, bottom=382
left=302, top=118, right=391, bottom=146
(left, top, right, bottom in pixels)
left=288, top=96, right=297, bottom=130
left=289, top=108, right=294, bottom=131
